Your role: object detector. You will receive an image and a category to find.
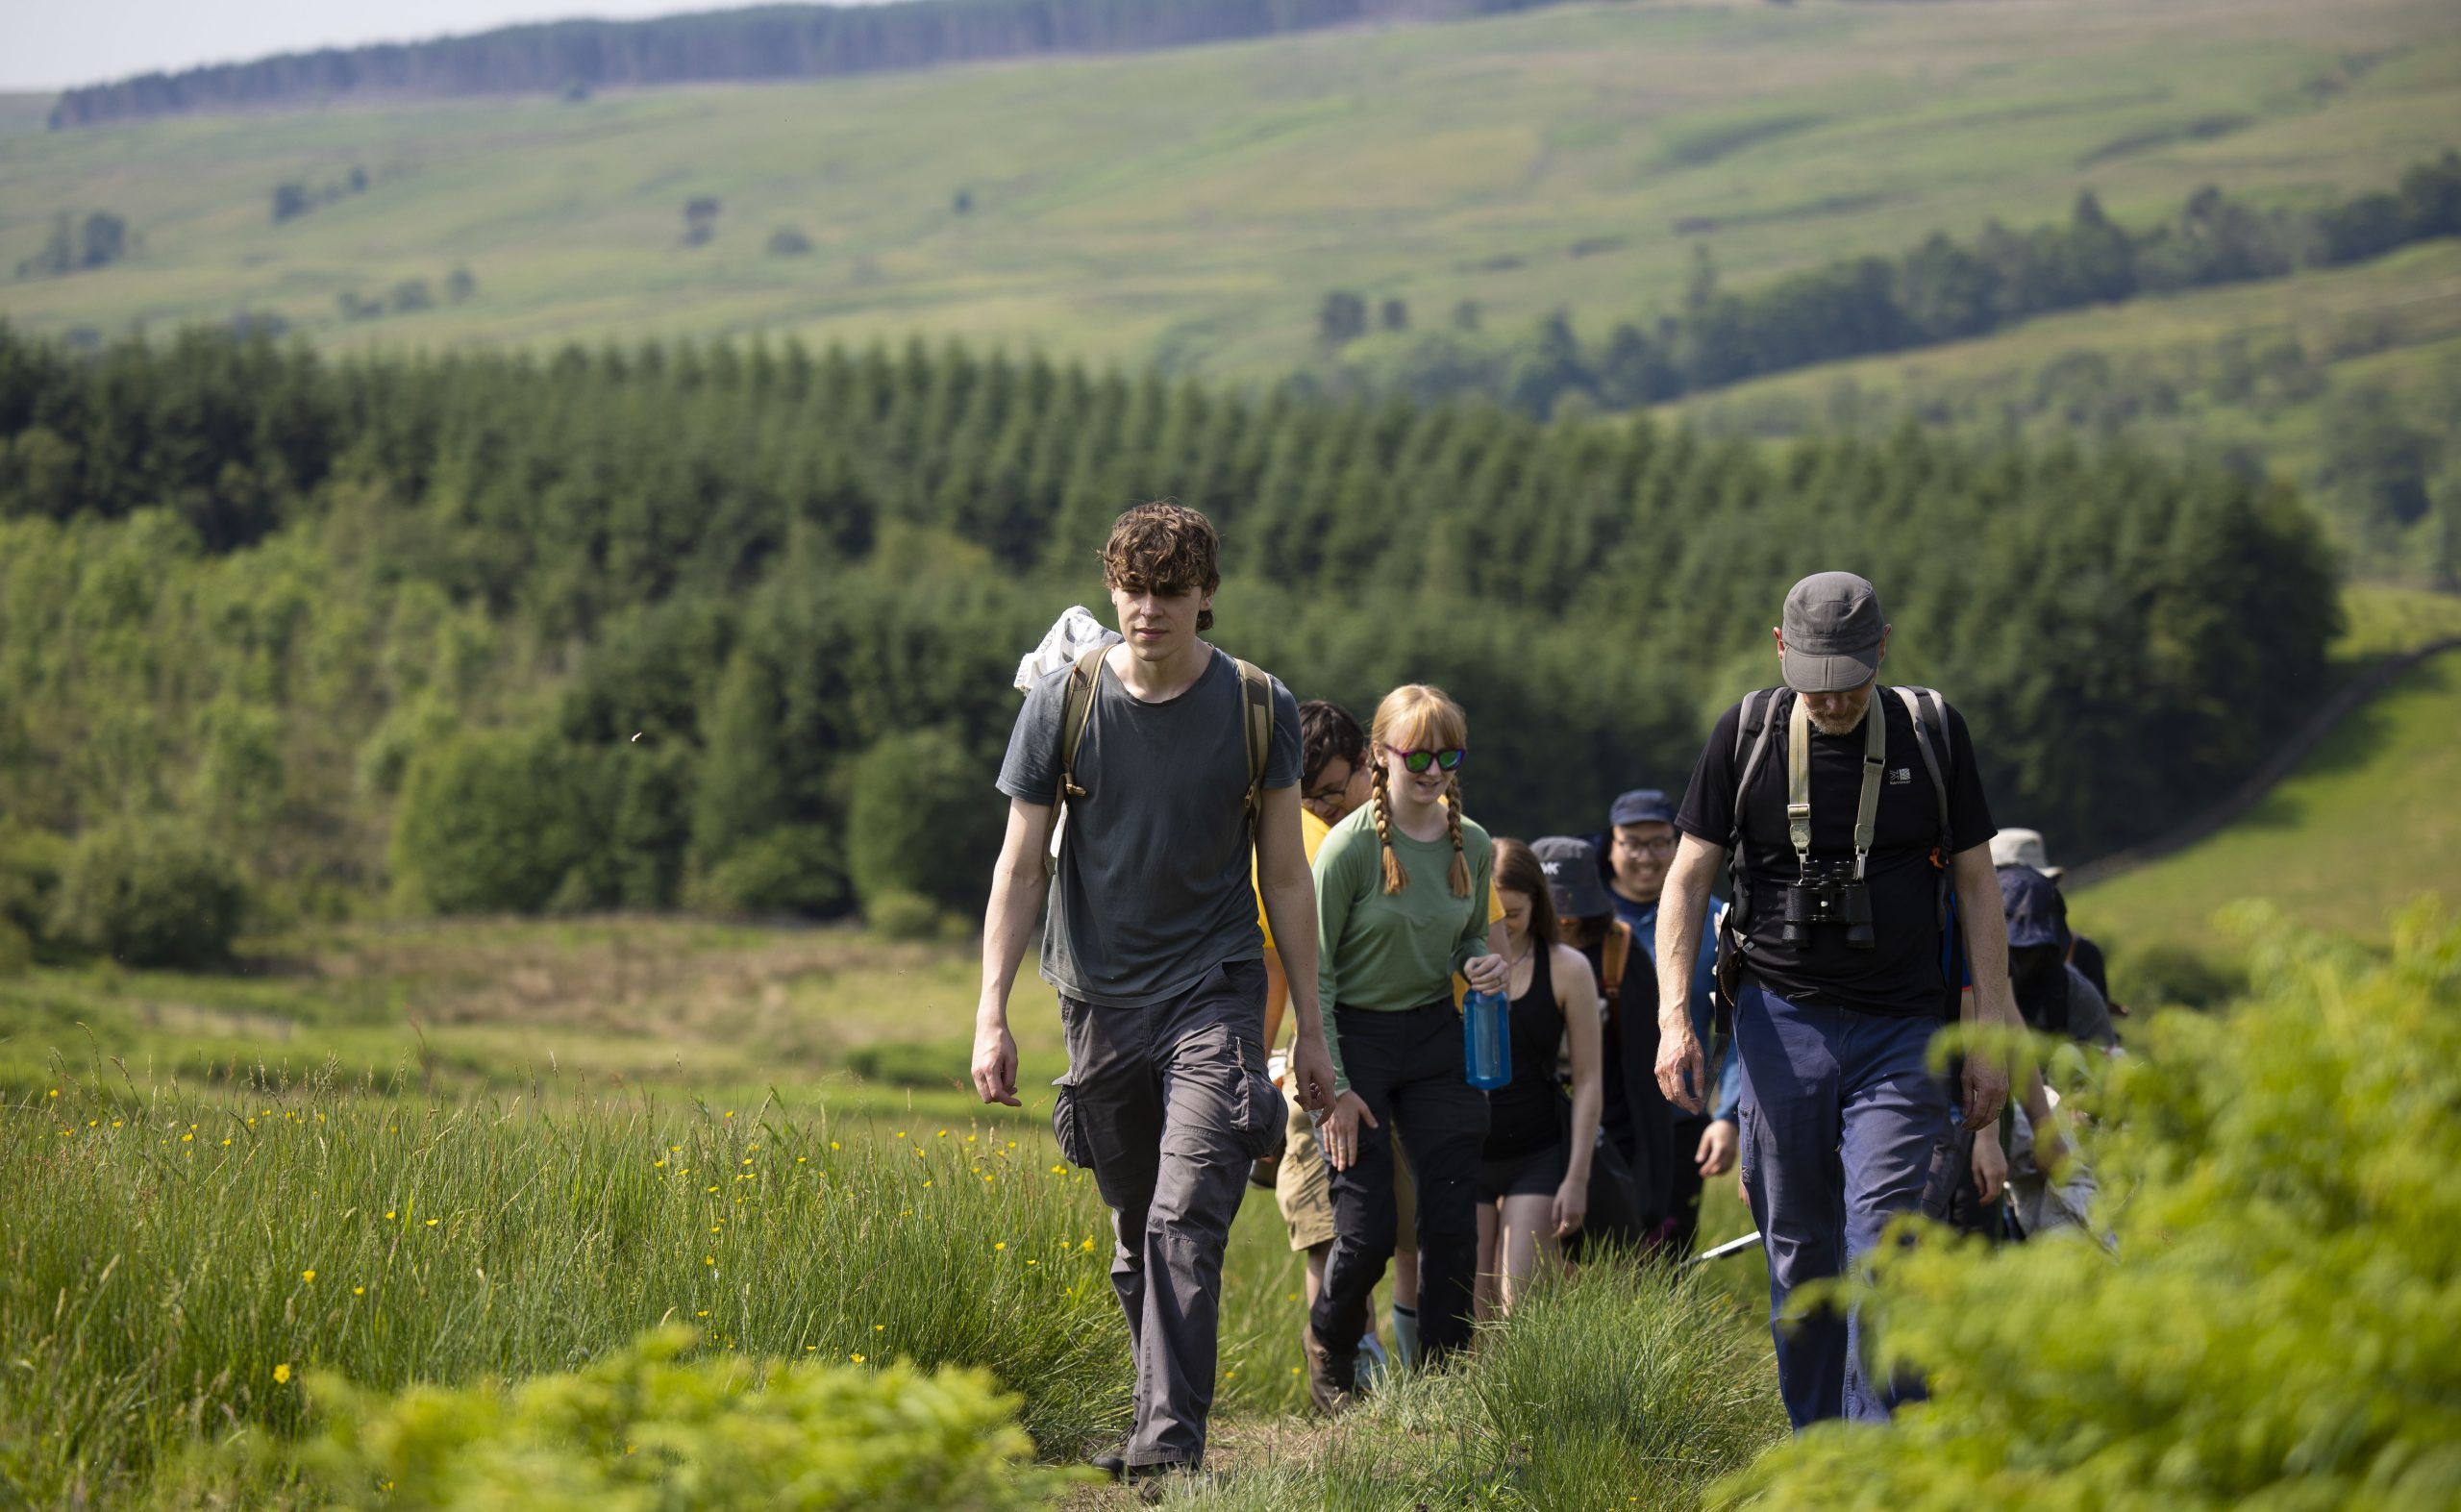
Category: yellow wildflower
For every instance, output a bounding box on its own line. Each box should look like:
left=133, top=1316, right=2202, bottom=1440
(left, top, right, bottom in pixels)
left=353, top=1286, right=365, bottom=1296
left=850, top=1352, right=865, bottom=1363
left=425, top=1218, right=439, bottom=1227
left=302, top=1270, right=316, bottom=1284
left=994, top=1241, right=1007, bottom=1252
left=274, top=1364, right=292, bottom=1384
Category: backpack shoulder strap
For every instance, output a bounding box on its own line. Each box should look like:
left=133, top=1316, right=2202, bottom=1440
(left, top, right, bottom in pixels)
left=1725, top=689, right=1787, bottom=932
left=1231, top=657, right=1273, bottom=831
left=1886, top=685, right=1951, bottom=841
left=1055, top=644, right=1109, bottom=808
left=1600, top=921, right=1631, bottom=1015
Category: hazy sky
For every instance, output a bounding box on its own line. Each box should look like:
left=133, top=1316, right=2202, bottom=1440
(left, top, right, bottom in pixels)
left=1, top=1, right=890, bottom=93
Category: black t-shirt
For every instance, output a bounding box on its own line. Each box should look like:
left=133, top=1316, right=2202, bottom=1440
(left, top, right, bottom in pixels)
left=1674, top=690, right=1994, bottom=1016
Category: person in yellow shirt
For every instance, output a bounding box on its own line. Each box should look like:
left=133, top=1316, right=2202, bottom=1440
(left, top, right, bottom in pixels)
left=1252, top=700, right=1503, bottom=1377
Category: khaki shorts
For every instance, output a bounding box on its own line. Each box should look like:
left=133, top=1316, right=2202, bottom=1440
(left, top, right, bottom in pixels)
left=1275, top=1077, right=1416, bottom=1253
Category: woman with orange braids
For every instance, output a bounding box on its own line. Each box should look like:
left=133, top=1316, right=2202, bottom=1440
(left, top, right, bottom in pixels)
left=1303, top=684, right=1508, bottom=1413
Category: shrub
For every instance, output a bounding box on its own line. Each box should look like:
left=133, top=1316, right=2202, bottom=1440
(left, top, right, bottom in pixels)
left=0, top=919, right=30, bottom=978
left=845, top=730, right=999, bottom=916
left=2119, top=940, right=2248, bottom=1010
left=306, top=1326, right=1082, bottom=1510
left=392, top=728, right=594, bottom=914
left=1720, top=900, right=2461, bottom=1511
left=766, top=228, right=813, bottom=257
left=0, top=824, right=68, bottom=946
left=684, top=824, right=847, bottom=918
left=48, top=817, right=248, bottom=967
left=863, top=886, right=943, bottom=942
left=843, top=1037, right=971, bottom=1089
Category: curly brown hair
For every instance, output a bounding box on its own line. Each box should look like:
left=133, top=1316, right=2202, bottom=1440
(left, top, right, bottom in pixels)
left=1102, top=501, right=1222, bottom=633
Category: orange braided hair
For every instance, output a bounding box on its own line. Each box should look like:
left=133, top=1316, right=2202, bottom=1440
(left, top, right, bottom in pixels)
left=1368, top=683, right=1472, bottom=898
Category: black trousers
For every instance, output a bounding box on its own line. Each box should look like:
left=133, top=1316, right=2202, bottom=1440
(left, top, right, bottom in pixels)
left=1308, top=1001, right=1489, bottom=1365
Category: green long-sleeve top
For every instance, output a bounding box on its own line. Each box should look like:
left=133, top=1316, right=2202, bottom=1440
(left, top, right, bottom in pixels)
left=1313, top=802, right=1495, bottom=1093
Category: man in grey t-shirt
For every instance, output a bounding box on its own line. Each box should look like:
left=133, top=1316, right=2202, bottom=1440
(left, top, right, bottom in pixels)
left=973, top=502, right=1336, bottom=1489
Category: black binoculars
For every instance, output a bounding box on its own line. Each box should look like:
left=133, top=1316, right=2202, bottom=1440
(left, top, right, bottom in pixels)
left=1781, top=859, right=1874, bottom=949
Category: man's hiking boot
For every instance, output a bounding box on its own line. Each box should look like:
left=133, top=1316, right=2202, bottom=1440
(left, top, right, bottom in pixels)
left=1303, top=1322, right=1358, bottom=1416
left=1090, top=1443, right=1129, bottom=1480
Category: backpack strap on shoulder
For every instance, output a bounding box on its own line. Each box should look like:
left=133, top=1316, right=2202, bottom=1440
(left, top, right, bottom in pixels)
left=1887, top=685, right=1951, bottom=841
left=1724, top=688, right=1787, bottom=935
left=1055, top=645, right=1108, bottom=808
left=1600, top=920, right=1631, bottom=1019
left=1887, top=684, right=1957, bottom=933
left=1232, top=657, right=1273, bottom=835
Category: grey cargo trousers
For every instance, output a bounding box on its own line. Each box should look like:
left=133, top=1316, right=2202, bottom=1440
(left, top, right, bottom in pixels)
left=1052, top=957, right=1281, bottom=1468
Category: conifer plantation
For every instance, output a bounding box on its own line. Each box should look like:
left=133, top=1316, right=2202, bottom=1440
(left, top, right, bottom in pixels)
left=0, top=324, right=2332, bottom=944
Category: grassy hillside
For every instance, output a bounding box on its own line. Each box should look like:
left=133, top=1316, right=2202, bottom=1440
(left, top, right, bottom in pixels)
left=2069, top=590, right=2461, bottom=972
left=3, top=0, right=2456, bottom=378
left=1659, top=237, right=2461, bottom=560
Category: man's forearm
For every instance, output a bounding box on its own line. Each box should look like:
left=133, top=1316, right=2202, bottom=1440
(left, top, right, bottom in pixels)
left=977, top=859, right=1043, bottom=1023
left=1654, top=841, right=1719, bottom=1034
left=1259, top=870, right=1324, bottom=1037
left=1951, top=849, right=2021, bottom=1029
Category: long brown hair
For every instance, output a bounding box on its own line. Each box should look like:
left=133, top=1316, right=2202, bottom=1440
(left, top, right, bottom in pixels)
left=1490, top=838, right=1556, bottom=949
left=1368, top=684, right=1470, bottom=898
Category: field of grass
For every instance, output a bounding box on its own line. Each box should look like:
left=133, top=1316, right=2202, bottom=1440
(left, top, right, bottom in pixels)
left=1666, top=238, right=2461, bottom=555
left=2069, top=630, right=2461, bottom=976
left=1, top=916, right=1777, bottom=1507
left=2, top=0, right=2456, bottom=380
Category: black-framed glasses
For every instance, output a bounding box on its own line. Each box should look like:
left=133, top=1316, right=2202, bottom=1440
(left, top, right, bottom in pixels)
left=1390, top=746, right=1468, bottom=774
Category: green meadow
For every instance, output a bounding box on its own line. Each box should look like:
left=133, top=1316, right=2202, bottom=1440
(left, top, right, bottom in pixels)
left=2070, top=648, right=2461, bottom=970
left=3, top=0, right=2457, bottom=378
left=1665, top=238, right=2461, bottom=490
left=2, top=923, right=1777, bottom=1507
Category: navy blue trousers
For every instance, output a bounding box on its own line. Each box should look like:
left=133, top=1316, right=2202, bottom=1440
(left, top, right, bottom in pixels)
left=1733, top=982, right=1954, bottom=1429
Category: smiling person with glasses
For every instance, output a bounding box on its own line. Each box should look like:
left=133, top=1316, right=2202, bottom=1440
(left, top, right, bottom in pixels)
left=1303, top=683, right=1506, bottom=1413
left=1597, top=789, right=1742, bottom=1258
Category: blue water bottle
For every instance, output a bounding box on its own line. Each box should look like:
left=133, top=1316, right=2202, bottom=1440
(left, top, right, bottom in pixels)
left=1463, top=981, right=1512, bottom=1091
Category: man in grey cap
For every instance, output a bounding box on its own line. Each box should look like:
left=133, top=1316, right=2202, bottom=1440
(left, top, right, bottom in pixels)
left=1652, top=571, right=2021, bottom=1428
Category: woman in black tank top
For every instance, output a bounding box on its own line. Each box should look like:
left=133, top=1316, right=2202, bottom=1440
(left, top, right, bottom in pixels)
left=1474, top=839, right=1604, bottom=1318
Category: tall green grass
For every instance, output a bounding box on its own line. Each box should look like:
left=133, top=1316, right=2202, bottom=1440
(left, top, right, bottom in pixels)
left=1170, top=1257, right=1785, bottom=1508
left=0, top=1071, right=1130, bottom=1505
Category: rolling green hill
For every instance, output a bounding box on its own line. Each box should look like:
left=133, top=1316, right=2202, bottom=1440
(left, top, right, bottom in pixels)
left=4, top=0, right=2457, bottom=380
left=1659, top=238, right=2461, bottom=572
left=2069, top=585, right=2461, bottom=983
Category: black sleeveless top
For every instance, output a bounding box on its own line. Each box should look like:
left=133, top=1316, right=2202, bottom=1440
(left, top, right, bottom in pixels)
left=1482, top=944, right=1571, bottom=1160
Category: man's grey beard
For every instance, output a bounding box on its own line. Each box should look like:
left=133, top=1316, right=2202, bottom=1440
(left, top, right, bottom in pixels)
left=1806, top=702, right=1871, bottom=736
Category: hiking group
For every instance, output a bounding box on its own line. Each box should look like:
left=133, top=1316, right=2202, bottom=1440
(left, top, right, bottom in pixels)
left=972, top=502, right=2120, bottom=1494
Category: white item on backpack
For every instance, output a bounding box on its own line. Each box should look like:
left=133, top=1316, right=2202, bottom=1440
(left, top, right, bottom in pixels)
left=1015, top=606, right=1121, bottom=693
left=1019, top=607, right=1124, bottom=864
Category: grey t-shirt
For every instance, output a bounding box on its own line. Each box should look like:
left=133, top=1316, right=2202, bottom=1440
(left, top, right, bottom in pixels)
left=997, top=646, right=1302, bottom=1008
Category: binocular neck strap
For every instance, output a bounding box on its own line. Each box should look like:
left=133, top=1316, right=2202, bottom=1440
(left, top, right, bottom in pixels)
left=1786, top=693, right=1889, bottom=880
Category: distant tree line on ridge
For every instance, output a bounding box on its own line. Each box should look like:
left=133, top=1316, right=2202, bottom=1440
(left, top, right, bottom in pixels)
left=48, top=0, right=1578, bottom=128
left=1318, top=148, right=2461, bottom=418
left=0, top=324, right=2333, bottom=956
